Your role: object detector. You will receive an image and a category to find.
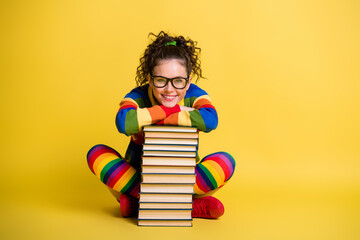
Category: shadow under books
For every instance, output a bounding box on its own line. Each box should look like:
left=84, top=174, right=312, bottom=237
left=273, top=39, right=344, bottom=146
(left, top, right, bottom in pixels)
left=102, top=205, right=138, bottom=225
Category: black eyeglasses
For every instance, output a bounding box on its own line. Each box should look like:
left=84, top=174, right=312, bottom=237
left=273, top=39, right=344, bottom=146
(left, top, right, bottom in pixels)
left=150, top=75, right=189, bottom=89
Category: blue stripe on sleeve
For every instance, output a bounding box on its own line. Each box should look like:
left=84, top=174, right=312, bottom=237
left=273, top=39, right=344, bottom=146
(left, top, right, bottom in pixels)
left=115, top=107, right=135, bottom=136
left=199, top=107, right=218, bottom=132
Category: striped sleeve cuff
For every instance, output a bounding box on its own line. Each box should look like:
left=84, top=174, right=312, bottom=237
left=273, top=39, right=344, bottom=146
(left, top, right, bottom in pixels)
left=160, top=104, right=181, bottom=117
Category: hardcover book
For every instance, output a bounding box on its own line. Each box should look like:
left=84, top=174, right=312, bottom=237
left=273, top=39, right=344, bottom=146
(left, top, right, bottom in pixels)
left=140, top=183, right=194, bottom=194
left=144, top=137, right=198, bottom=145
left=138, top=219, right=192, bottom=227
left=139, top=202, right=193, bottom=209
left=139, top=193, right=193, bottom=203
left=141, top=173, right=196, bottom=184
left=138, top=209, right=192, bottom=220
left=141, top=156, right=196, bottom=167
left=143, top=144, right=197, bottom=152
left=141, top=165, right=195, bottom=174
left=142, top=150, right=197, bottom=158
left=143, top=125, right=198, bottom=133
left=143, top=131, right=199, bottom=139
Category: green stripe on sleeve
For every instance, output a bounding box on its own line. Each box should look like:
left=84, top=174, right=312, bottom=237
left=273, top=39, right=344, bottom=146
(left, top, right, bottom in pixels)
left=189, top=110, right=206, bottom=131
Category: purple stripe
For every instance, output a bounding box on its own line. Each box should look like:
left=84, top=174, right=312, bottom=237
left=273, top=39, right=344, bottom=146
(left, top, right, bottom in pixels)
left=202, top=152, right=235, bottom=177
left=195, top=167, right=212, bottom=192
left=102, top=160, right=125, bottom=184
left=87, top=144, right=119, bottom=160
left=87, top=145, right=104, bottom=160
left=104, top=160, right=129, bottom=185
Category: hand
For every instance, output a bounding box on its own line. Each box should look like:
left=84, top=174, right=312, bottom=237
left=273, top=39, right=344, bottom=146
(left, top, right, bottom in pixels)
left=180, top=105, right=195, bottom=111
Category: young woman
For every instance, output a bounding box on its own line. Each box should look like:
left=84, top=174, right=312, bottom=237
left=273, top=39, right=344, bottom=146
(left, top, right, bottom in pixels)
left=87, top=31, right=235, bottom=218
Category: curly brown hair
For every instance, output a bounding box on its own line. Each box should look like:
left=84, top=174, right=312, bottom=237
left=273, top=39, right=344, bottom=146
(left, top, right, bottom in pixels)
left=135, top=31, right=204, bottom=86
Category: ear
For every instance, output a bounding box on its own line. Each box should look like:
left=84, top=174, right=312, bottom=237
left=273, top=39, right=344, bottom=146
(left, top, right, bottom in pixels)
left=188, top=76, right=192, bottom=87
left=185, top=76, right=192, bottom=91
left=147, top=74, right=152, bottom=86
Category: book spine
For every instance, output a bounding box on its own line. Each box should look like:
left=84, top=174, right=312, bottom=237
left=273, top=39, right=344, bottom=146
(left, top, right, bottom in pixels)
left=139, top=125, right=199, bottom=227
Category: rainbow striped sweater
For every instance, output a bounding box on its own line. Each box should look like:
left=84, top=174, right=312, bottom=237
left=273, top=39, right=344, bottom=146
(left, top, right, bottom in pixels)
left=115, top=83, right=218, bottom=170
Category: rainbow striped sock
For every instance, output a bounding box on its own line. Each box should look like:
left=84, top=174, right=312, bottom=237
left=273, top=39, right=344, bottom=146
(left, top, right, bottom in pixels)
left=87, top=144, right=140, bottom=198
left=194, top=152, right=236, bottom=195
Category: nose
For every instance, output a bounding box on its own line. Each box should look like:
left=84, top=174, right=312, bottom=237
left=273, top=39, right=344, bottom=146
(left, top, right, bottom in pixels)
left=164, top=81, right=175, bottom=92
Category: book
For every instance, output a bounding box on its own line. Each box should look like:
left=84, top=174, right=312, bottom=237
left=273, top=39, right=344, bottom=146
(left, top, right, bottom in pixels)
left=139, top=202, right=193, bottom=209
left=141, top=173, right=196, bottom=184
left=141, top=156, right=196, bottom=166
left=139, top=193, right=193, bottom=203
left=138, top=209, right=192, bottom=220
left=144, top=131, right=199, bottom=139
left=143, top=144, right=197, bottom=152
left=142, top=165, right=195, bottom=174
left=144, top=137, right=198, bottom=145
left=138, top=219, right=192, bottom=227
left=139, top=125, right=199, bottom=227
left=140, top=183, right=194, bottom=194
left=143, top=125, right=198, bottom=133
left=142, top=150, right=197, bottom=157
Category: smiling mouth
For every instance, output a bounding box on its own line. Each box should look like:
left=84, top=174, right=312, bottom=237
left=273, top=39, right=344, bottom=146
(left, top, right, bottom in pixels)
left=162, top=95, right=177, bottom=101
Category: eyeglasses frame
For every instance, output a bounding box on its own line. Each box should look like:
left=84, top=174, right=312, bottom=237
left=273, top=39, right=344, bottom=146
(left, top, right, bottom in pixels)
left=149, top=74, right=190, bottom=90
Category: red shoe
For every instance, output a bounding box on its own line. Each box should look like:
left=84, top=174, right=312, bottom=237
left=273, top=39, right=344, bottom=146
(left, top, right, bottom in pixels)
left=192, top=196, right=225, bottom=219
left=119, top=194, right=138, bottom=217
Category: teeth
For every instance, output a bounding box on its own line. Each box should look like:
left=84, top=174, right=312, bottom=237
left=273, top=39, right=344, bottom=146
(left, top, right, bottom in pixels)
left=163, top=95, right=176, bottom=99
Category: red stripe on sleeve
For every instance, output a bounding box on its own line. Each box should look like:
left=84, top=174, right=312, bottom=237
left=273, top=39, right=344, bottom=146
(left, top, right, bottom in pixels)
left=198, top=104, right=215, bottom=109
left=160, top=105, right=181, bottom=116
left=193, top=98, right=211, bottom=109
left=156, top=119, right=165, bottom=125
left=119, top=105, right=137, bottom=110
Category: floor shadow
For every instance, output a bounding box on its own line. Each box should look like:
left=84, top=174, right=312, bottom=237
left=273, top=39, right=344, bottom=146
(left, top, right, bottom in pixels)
left=102, top=206, right=138, bottom=225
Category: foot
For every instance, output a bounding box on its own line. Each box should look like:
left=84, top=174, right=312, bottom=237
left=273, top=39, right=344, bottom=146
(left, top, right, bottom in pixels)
left=119, top=194, right=138, bottom=217
left=192, top=196, right=225, bottom=219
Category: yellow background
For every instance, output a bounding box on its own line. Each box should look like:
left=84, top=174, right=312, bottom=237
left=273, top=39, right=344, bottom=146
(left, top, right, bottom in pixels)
left=1, top=0, right=359, bottom=239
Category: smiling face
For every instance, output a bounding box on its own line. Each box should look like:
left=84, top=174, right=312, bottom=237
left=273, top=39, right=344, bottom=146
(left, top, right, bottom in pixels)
left=148, top=59, right=191, bottom=108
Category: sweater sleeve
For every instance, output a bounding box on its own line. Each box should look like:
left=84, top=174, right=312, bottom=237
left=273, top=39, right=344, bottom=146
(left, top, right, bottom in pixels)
left=159, top=85, right=218, bottom=132
left=115, top=88, right=181, bottom=136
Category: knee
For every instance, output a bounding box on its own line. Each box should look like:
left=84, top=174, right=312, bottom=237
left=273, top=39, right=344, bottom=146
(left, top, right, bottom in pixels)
left=86, top=144, right=121, bottom=173
left=200, top=151, right=236, bottom=181
left=222, top=152, right=236, bottom=181
left=220, top=151, right=236, bottom=171
left=87, top=144, right=107, bottom=159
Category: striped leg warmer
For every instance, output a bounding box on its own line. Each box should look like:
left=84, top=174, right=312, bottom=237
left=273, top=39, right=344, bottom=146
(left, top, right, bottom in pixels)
left=194, top=152, right=236, bottom=195
left=87, top=144, right=140, bottom=198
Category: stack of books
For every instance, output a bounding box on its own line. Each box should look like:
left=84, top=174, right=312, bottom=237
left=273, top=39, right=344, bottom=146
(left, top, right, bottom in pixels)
left=138, top=125, right=198, bottom=227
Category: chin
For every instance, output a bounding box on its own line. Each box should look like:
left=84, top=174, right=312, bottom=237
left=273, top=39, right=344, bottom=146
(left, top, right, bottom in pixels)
left=162, top=102, right=177, bottom=108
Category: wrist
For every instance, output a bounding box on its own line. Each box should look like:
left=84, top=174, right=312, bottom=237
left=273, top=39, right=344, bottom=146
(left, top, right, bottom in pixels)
left=160, top=104, right=181, bottom=117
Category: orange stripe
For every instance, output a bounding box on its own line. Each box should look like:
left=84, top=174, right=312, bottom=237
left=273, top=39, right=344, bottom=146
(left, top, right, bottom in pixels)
left=193, top=98, right=212, bottom=109
left=113, top=168, right=137, bottom=192
left=193, top=184, right=206, bottom=195
left=163, top=113, right=179, bottom=125
left=202, top=161, right=225, bottom=185
left=120, top=101, right=136, bottom=107
left=147, top=105, right=166, bottom=122
left=92, top=153, right=119, bottom=176
left=120, top=98, right=138, bottom=108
